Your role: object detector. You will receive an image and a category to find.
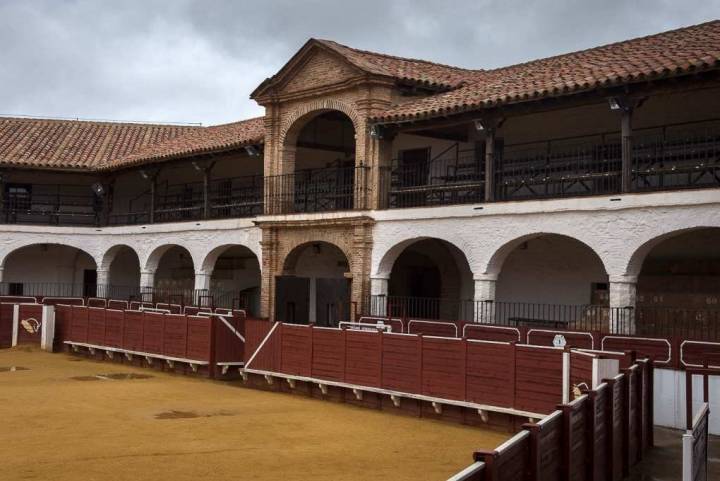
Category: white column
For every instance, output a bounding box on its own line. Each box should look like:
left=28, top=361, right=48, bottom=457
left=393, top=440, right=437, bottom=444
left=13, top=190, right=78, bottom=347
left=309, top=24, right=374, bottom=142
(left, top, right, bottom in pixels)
left=609, top=275, right=637, bottom=335
left=194, top=271, right=212, bottom=307
left=96, top=269, right=109, bottom=298
left=474, top=274, right=497, bottom=323
left=370, top=276, right=389, bottom=316
left=139, top=269, right=155, bottom=303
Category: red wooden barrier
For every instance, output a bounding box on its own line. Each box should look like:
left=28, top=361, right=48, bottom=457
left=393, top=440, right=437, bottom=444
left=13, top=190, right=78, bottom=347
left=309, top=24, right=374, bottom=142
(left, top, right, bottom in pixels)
left=186, top=316, right=212, bottom=362
left=601, top=335, right=672, bottom=367
left=17, top=304, right=43, bottom=344
left=311, top=328, right=345, bottom=382
left=53, top=304, right=72, bottom=348
left=570, top=351, right=595, bottom=396
left=86, top=307, right=106, bottom=346
left=123, top=310, right=144, bottom=351
left=463, top=323, right=521, bottom=343
left=344, top=329, right=381, bottom=387
left=562, top=396, right=589, bottom=481
left=142, top=312, right=164, bottom=355
left=213, top=314, right=244, bottom=364
left=162, top=314, right=188, bottom=359
left=515, top=346, right=564, bottom=414
left=465, top=340, right=516, bottom=408
left=104, top=309, right=124, bottom=348
left=475, top=431, right=531, bottom=481
left=279, top=323, right=312, bottom=376
left=525, top=411, right=563, bottom=481
left=381, top=333, right=421, bottom=393
left=0, top=303, right=14, bottom=348
left=69, top=306, right=89, bottom=343
left=422, top=337, right=465, bottom=400
left=527, top=329, right=596, bottom=350
left=586, top=384, right=610, bottom=481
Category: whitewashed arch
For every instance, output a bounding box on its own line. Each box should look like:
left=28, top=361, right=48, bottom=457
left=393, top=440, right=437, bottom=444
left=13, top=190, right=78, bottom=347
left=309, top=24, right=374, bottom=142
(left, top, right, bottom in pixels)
left=198, top=243, right=261, bottom=275
left=481, top=232, right=609, bottom=278
left=374, top=236, right=475, bottom=280
left=0, top=241, right=100, bottom=269
left=624, top=226, right=720, bottom=278
left=99, top=244, right=140, bottom=272
left=142, top=243, right=198, bottom=273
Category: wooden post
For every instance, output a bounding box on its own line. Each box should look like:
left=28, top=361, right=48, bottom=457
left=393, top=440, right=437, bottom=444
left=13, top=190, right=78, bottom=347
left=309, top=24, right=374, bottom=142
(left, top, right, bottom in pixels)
left=149, top=175, right=156, bottom=224
left=621, top=108, right=633, bottom=193
left=484, top=127, right=496, bottom=202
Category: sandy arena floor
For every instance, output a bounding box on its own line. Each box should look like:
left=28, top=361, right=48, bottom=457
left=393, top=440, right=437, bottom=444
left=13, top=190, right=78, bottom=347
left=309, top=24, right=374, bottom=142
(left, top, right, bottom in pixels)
left=0, top=347, right=508, bottom=481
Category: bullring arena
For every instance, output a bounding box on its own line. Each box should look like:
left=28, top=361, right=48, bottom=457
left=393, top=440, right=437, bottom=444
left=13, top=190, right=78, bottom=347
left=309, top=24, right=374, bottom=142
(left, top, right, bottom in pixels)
left=2, top=19, right=720, bottom=480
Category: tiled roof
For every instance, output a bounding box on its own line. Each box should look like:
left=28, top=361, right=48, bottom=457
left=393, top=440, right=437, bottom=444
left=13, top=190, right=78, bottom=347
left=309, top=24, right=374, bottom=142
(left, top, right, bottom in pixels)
left=0, top=117, right=197, bottom=170
left=372, top=20, right=720, bottom=123
left=314, top=39, right=479, bottom=89
left=109, top=117, right=264, bottom=169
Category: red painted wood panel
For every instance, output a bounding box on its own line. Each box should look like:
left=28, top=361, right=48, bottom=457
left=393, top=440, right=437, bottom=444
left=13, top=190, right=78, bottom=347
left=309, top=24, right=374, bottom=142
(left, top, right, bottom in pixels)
left=536, top=412, right=563, bottom=481
left=527, top=329, right=595, bottom=350
left=515, top=346, right=564, bottom=414
left=601, top=336, right=672, bottom=366
left=421, top=337, right=465, bottom=400
left=104, top=310, right=124, bottom=348
left=107, top=300, right=128, bottom=310
left=214, top=315, right=245, bottom=364
left=463, top=324, right=521, bottom=343
left=279, top=324, right=312, bottom=376
left=186, top=316, right=211, bottom=361
left=162, top=314, right=188, bottom=358
left=570, top=351, right=595, bottom=395
left=466, top=340, right=515, bottom=407
left=244, top=319, right=280, bottom=371
left=70, top=306, right=89, bottom=343
left=344, top=330, right=381, bottom=387
left=680, top=340, right=720, bottom=368
left=142, top=312, right=164, bottom=354
left=0, top=303, right=15, bottom=348
left=381, top=334, right=421, bottom=393
left=86, top=307, right=106, bottom=346
left=408, top=320, right=459, bottom=337
left=17, top=304, right=43, bottom=344
left=122, top=310, right=144, bottom=351
left=53, top=304, right=72, bottom=347
left=311, top=328, right=345, bottom=382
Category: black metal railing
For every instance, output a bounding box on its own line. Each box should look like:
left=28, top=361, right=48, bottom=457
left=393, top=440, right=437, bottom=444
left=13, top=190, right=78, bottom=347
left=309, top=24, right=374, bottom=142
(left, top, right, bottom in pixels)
left=264, top=165, right=367, bottom=214
left=496, top=139, right=622, bottom=200
left=367, top=295, right=720, bottom=340
left=154, top=181, right=204, bottom=223
left=632, top=127, right=720, bottom=192
left=385, top=145, right=484, bottom=208
left=3, top=191, right=102, bottom=226
left=209, top=174, right=264, bottom=219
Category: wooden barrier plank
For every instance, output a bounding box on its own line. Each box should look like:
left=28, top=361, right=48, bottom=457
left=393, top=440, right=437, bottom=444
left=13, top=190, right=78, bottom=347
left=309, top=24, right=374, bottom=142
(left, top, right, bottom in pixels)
left=587, top=385, right=610, bottom=481
left=601, top=336, right=672, bottom=367
left=463, top=324, right=521, bottom=343
left=528, top=329, right=595, bottom=350
left=122, top=310, right=144, bottom=352
left=466, top=341, right=515, bottom=407
left=69, top=306, right=89, bottom=344
left=0, top=304, right=15, bottom=348
left=104, top=310, right=124, bottom=348
left=142, top=312, right=164, bottom=355
left=53, top=304, right=72, bottom=348
left=311, top=328, right=345, bottom=382
left=562, top=397, right=589, bottom=481
left=186, top=316, right=212, bottom=362
left=515, top=346, right=564, bottom=414
left=345, top=329, right=381, bottom=388
left=280, top=324, right=312, bottom=376
left=381, top=334, right=421, bottom=393
left=421, top=337, right=465, bottom=400
left=86, top=307, right=106, bottom=346
left=162, top=314, right=188, bottom=359
left=213, top=315, right=245, bottom=364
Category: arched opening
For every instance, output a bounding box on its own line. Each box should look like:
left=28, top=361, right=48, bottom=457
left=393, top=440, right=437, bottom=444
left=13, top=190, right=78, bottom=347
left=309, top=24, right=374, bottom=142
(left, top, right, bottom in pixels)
left=276, top=241, right=350, bottom=326
left=284, top=110, right=357, bottom=213
left=2, top=244, right=97, bottom=297
left=105, top=246, right=141, bottom=300
left=637, top=228, right=720, bottom=309
left=204, top=245, right=261, bottom=315
left=388, top=239, right=473, bottom=320
left=494, top=235, right=608, bottom=323
left=153, top=245, right=195, bottom=304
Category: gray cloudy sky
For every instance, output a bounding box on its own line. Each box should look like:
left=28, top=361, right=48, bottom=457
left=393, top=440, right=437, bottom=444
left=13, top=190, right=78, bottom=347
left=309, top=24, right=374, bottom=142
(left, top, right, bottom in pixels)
left=1, top=0, right=718, bottom=125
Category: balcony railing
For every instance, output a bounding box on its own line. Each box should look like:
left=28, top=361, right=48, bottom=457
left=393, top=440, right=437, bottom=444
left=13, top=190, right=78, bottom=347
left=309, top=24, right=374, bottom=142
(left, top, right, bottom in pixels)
left=3, top=191, right=102, bottom=226
left=264, top=165, right=367, bottom=214
left=384, top=145, right=484, bottom=208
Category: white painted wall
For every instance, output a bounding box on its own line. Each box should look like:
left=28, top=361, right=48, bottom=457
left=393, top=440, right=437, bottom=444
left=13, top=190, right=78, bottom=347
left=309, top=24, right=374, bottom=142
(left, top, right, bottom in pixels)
left=496, top=235, right=608, bottom=305
left=107, top=247, right=140, bottom=287
left=654, top=368, right=719, bottom=435
left=3, top=244, right=96, bottom=293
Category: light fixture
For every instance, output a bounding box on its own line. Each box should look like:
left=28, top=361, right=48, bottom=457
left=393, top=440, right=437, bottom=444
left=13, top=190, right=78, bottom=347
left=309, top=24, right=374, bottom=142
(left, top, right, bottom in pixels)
left=474, top=119, right=485, bottom=131
left=139, top=170, right=149, bottom=180
left=192, top=161, right=202, bottom=172
left=369, top=125, right=383, bottom=139
left=244, top=145, right=260, bottom=156
left=608, top=96, right=631, bottom=111
left=91, top=182, right=105, bottom=196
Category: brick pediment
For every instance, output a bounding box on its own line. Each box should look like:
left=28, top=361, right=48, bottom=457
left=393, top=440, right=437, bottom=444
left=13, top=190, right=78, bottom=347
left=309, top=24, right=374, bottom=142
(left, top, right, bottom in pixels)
left=277, top=48, right=363, bottom=96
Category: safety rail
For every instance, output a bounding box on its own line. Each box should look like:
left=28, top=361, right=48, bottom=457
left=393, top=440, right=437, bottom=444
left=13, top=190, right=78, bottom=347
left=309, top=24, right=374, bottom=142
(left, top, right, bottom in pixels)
left=264, top=165, right=368, bottom=214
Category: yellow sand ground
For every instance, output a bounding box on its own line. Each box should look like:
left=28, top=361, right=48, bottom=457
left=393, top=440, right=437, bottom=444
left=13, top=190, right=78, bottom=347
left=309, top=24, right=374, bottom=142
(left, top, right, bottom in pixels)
left=0, top=347, right=508, bottom=481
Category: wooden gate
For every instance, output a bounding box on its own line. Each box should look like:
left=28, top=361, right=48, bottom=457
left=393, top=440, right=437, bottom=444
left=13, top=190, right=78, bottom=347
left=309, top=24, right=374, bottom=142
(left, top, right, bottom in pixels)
left=315, top=277, right=350, bottom=327
left=275, top=276, right=310, bottom=324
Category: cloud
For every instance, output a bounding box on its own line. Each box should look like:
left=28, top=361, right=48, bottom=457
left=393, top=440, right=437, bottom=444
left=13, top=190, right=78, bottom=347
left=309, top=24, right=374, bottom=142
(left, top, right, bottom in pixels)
left=0, top=0, right=717, bottom=125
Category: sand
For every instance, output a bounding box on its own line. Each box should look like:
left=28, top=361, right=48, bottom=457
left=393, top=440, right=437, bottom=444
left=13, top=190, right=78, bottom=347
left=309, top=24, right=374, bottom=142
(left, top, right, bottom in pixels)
left=0, top=347, right=508, bottom=481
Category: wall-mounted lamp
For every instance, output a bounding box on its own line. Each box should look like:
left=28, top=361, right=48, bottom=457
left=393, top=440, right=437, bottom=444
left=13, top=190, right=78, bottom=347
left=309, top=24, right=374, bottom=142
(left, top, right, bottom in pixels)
left=608, top=96, right=630, bottom=111
left=139, top=170, right=150, bottom=180
left=244, top=145, right=260, bottom=156
left=369, top=125, right=383, bottom=139
left=474, top=119, right=485, bottom=131
left=191, top=161, right=202, bottom=172
left=91, top=182, right=105, bottom=196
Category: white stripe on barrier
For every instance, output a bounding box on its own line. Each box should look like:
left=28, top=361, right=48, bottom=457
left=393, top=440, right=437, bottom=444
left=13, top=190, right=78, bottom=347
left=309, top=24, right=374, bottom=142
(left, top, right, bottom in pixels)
left=680, top=340, right=720, bottom=368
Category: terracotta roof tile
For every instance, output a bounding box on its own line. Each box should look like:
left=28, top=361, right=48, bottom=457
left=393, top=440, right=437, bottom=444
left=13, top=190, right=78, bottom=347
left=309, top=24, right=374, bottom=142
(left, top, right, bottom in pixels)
left=372, top=20, right=720, bottom=123
left=0, top=117, right=197, bottom=170
left=110, top=117, right=264, bottom=169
